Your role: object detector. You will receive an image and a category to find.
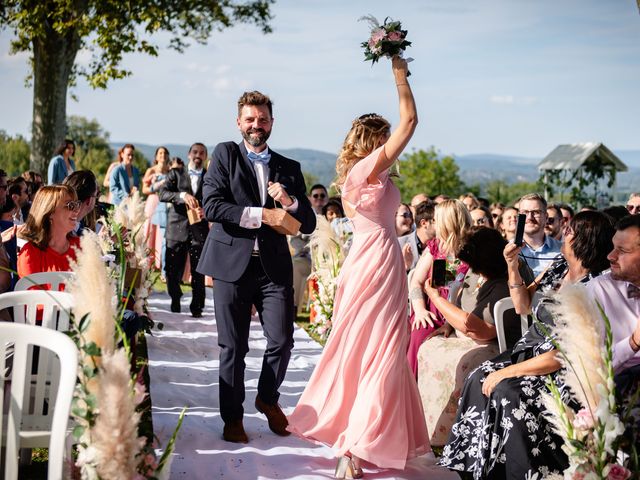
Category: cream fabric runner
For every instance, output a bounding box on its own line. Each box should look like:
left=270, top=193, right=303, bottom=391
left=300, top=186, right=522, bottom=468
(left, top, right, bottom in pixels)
left=146, top=291, right=459, bottom=479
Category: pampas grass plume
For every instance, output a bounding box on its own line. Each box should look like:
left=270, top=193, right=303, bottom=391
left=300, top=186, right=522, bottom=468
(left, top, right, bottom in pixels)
left=70, top=230, right=116, bottom=356
left=92, top=349, right=145, bottom=479
left=547, top=284, right=606, bottom=412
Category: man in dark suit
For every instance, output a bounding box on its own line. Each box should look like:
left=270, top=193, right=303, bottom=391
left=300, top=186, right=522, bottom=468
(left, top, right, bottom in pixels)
left=197, top=91, right=316, bottom=443
left=159, top=143, right=210, bottom=317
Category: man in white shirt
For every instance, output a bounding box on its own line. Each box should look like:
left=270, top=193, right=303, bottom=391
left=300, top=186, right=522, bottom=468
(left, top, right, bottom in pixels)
left=586, top=215, right=640, bottom=393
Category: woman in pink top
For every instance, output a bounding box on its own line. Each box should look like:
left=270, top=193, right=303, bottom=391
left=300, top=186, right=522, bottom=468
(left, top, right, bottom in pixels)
left=288, top=57, right=430, bottom=478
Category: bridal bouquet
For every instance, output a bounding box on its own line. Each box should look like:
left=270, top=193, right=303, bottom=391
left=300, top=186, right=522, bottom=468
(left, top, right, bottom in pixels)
left=541, top=286, right=638, bottom=480
left=359, top=15, right=412, bottom=65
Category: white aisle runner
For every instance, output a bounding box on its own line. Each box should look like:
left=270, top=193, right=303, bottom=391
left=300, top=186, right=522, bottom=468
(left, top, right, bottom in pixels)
left=146, top=291, right=459, bottom=480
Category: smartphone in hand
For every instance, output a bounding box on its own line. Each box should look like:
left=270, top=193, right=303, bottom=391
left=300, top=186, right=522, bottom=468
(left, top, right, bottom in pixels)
left=514, top=213, right=526, bottom=246
left=432, top=259, right=447, bottom=287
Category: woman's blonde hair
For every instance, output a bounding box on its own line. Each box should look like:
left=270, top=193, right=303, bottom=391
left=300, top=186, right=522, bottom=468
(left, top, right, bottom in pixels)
left=19, top=185, right=77, bottom=250
left=434, top=199, right=472, bottom=257
left=334, top=114, right=391, bottom=190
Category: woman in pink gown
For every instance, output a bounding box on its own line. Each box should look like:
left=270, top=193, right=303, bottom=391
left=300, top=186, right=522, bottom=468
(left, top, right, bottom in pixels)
left=288, top=57, right=430, bottom=478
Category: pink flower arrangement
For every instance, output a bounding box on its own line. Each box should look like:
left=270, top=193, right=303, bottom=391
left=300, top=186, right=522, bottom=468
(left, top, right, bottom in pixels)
left=359, top=15, right=412, bottom=67
left=572, top=407, right=595, bottom=431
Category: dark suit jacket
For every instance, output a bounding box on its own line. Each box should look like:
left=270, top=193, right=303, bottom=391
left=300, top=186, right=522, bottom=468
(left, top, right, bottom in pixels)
left=158, top=166, right=209, bottom=246
left=196, top=142, right=316, bottom=286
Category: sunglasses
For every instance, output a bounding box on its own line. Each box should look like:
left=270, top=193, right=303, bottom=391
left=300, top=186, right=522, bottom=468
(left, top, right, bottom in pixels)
left=627, top=204, right=640, bottom=212
left=397, top=212, right=412, bottom=219
left=491, top=213, right=500, bottom=218
left=312, top=193, right=326, bottom=199
left=63, top=200, right=82, bottom=212
left=546, top=217, right=558, bottom=225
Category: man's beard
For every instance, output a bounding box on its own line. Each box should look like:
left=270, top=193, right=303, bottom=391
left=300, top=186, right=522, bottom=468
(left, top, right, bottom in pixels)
left=242, top=128, right=271, bottom=147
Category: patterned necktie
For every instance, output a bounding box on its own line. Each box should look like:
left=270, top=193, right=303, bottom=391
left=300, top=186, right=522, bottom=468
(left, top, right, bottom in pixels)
left=247, top=150, right=271, bottom=165
left=628, top=284, right=640, bottom=299
left=188, top=169, right=203, bottom=177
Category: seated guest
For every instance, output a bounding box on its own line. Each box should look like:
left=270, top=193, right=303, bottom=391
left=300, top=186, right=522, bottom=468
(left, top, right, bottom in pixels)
left=415, top=227, right=531, bottom=446
left=21, top=170, right=44, bottom=201
left=626, top=192, right=640, bottom=215
left=587, top=214, right=640, bottom=378
left=399, top=201, right=435, bottom=271
left=545, top=203, right=564, bottom=241
left=407, top=199, right=471, bottom=377
left=109, top=143, right=140, bottom=206
left=63, top=170, right=100, bottom=233
left=410, top=192, right=429, bottom=217
left=517, top=193, right=562, bottom=277
left=470, top=206, right=493, bottom=228
left=17, top=185, right=82, bottom=284
left=499, top=206, right=518, bottom=241
left=559, top=202, right=574, bottom=228
left=439, top=210, right=614, bottom=479
left=395, top=202, right=413, bottom=238
left=8, top=177, right=29, bottom=224
left=0, top=197, right=20, bottom=286
left=460, top=192, right=479, bottom=211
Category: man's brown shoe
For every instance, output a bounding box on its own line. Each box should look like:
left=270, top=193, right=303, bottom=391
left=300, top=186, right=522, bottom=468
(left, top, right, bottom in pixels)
left=223, top=419, right=248, bottom=443
left=255, top=396, right=290, bottom=436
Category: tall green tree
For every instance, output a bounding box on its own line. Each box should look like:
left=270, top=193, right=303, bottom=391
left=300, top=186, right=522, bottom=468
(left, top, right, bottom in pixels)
left=395, top=148, right=466, bottom=202
left=1, top=0, right=274, bottom=175
left=0, top=130, right=31, bottom=176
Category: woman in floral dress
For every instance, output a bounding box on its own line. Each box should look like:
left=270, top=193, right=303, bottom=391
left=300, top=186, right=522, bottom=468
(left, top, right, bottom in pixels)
left=438, top=211, right=615, bottom=479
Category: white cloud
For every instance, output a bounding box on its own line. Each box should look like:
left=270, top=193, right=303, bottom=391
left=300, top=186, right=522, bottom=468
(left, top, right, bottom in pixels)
left=489, top=95, right=537, bottom=106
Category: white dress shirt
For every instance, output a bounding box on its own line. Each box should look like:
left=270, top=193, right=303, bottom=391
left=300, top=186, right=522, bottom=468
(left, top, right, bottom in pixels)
left=586, top=272, right=640, bottom=373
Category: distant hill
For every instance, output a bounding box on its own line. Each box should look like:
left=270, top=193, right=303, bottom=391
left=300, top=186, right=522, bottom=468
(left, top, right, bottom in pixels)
left=113, top=141, right=640, bottom=193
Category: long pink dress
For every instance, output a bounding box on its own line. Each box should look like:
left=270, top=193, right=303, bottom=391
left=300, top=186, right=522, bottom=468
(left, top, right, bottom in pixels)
left=288, top=147, right=430, bottom=469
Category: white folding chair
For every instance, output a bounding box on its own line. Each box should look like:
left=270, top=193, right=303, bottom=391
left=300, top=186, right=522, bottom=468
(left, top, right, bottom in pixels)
left=14, top=271, right=76, bottom=292
left=1, top=322, right=78, bottom=480
left=0, top=290, right=74, bottom=331
left=493, top=297, right=530, bottom=353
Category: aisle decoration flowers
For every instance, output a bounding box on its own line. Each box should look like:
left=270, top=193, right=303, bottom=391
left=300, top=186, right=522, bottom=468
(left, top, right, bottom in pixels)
left=308, top=216, right=352, bottom=341
left=541, top=285, right=638, bottom=479
left=63, top=189, right=183, bottom=479
left=359, top=15, right=412, bottom=69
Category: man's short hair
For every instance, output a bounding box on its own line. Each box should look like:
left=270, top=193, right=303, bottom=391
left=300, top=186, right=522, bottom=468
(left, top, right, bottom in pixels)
left=310, top=184, right=327, bottom=194
left=519, top=193, right=547, bottom=209
left=8, top=177, right=26, bottom=197
left=238, top=91, right=273, bottom=117
left=615, top=214, right=640, bottom=234
left=414, top=201, right=435, bottom=226
left=547, top=203, right=562, bottom=218
left=559, top=203, right=575, bottom=217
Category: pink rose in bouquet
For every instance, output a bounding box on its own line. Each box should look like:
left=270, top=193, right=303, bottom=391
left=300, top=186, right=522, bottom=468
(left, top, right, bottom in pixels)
left=573, top=407, right=595, bottom=431
left=605, top=464, right=631, bottom=480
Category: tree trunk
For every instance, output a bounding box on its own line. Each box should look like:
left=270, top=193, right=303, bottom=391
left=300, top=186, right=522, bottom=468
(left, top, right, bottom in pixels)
left=30, top=25, right=81, bottom=179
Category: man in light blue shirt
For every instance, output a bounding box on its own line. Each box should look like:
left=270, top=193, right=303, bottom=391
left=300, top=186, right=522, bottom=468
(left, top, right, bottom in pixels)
left=517, top=193, right=562, bottom=277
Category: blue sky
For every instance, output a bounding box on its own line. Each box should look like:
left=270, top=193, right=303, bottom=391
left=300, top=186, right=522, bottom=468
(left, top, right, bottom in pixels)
left=0, top=0, right=639, bottom=159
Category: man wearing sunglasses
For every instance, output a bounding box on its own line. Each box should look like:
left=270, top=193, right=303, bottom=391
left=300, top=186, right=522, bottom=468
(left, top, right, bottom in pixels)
left=309, top=184, right=329, bottom=214
left=627, top=193, right=640, bottom=215
left=545, top=204, right=564, bottom=241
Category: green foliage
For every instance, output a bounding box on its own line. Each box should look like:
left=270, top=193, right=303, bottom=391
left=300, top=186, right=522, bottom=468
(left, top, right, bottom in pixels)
left=1, top=0, right=274, bottom=90
left=0, top=130, right=31, bottom=176
left=395, top=147, right=466, bottom=202
left=484, top=180, right=540, bottom=206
